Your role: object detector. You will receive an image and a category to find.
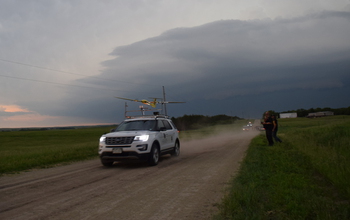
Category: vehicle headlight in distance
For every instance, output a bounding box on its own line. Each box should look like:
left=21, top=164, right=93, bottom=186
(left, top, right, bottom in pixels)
left=99, top=136, right=106, bottom=142
left=134, top=135, right=149, bottom=141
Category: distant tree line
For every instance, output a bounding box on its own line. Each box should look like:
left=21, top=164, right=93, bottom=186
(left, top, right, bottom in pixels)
left=275, top=106, right=350, bottom=118
left=171, top=114, right=240, bottom=130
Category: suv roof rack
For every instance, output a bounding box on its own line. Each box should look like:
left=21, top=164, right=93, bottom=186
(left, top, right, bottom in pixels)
left=126, top=115, right=169, bottom=119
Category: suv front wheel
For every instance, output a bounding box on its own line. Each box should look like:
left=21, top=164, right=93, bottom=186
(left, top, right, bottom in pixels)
left=101, top=159, right=114, bottom=167
left=148, top=143, right=160, bottom=166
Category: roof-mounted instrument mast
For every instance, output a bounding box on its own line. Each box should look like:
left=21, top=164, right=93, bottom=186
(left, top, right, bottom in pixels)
left=162, top=86, right=167, bottom=116
left=117, top=86, right=185, bottom=118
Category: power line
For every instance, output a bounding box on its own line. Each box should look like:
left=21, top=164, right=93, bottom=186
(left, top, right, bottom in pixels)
left=0, top=58, right=152, bottom=86
left=0, top=74, right=128, bottom=93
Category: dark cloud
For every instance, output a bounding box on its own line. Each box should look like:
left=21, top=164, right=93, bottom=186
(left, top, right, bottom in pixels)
left=28, top=11, right=350, bottom=122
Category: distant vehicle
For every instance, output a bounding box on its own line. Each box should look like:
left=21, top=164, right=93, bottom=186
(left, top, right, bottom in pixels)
left=242, top=126, right=251, bottom=131
left=256, top=126, right=265, bottom=131
left=98, top=115, right=180, bottom=166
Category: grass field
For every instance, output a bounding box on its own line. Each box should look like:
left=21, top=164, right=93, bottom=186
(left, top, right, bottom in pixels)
left=214, top=116, right=350, bottom=220
left=0, top=126, right=115, bottom=174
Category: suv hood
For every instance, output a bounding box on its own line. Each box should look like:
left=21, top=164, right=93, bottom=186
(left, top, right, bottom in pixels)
left=104, top=131, right=151, bottom=137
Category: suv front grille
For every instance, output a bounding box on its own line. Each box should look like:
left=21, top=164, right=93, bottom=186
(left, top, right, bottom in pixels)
left=106, top=136, right=134, bottom=145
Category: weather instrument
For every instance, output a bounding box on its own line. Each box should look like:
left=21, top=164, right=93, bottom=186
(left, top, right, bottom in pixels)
left=115, top=86, right=185, bottom=116
left=114, top=97, right=185, bottom=108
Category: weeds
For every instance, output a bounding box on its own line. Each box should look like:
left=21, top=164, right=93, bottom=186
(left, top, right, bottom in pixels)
left=214, top=116, right=350, bottom=220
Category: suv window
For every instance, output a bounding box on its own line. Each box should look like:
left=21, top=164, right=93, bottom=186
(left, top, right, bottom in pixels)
left=157, top=120, right=163, bottom=130
left=116, top=120, right=157, bottom=131
left=162, top=120, right=173, bottom=130
left=169, top=121, right=177, bottom=129
left=157, top=120, right=173, bottom=130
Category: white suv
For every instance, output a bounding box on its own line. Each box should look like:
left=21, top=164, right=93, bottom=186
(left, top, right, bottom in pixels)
left=98, top=116, right=180, bottom=166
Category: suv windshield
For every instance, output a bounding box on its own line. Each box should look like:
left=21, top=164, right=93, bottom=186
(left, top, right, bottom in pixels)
left=116, top=120, right=157, bottom=131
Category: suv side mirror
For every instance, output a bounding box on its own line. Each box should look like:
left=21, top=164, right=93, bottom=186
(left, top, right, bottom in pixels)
left=110, top=128, right=116, bottom=132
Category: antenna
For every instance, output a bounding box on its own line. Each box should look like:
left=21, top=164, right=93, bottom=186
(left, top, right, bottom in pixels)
left=124, top=102, right=128, bottom=118
left=162, top=86, right=167, bottom=116
left=139, top=105, right=145, bottom=115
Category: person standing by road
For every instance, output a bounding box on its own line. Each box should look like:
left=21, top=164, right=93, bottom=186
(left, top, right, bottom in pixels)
left=272, top=114, right=282, bottom=143
left=262, top=111, right=274, bottom=146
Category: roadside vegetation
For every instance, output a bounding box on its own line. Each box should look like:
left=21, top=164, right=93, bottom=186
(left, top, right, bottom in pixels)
left=214, top=115, right=350, bottom=220
left=0, top=126, right=114, bottom=175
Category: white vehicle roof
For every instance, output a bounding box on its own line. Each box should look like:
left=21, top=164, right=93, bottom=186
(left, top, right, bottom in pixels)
left=124, top=115, right=169, bottom=121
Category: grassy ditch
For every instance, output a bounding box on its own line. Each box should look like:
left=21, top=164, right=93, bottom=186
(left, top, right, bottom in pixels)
left=0, top=126, right=114, bottom=175
left=214, top=116, right=350, bottom=220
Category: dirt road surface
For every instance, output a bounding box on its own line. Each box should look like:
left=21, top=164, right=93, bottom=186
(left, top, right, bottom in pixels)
left=0, top=128, right=259, bottom=220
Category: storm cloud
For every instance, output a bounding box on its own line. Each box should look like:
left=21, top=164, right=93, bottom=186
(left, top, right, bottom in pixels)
left=72, top=11, right=350, bottom=120
left=1, top=1, right=349, bottom=127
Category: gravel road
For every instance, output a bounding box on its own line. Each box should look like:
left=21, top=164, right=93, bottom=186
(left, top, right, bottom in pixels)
left=0, top=128, right=259, bottom=220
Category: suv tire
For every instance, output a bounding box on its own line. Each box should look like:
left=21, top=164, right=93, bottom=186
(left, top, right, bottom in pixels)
left=148, top=143, right=160, bottom=166
left=101, top=160, right=114, bottom=167
left=171, top=141, right=180, bottom=157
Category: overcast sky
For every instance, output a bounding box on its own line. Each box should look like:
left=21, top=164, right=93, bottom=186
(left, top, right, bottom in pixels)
left=1, top=0, right=350, bottom=128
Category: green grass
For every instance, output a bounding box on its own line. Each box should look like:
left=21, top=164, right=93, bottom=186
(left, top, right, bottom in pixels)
left=214, top=116, right=350, bottom=220
left=0, top=126, right=114, bottom=174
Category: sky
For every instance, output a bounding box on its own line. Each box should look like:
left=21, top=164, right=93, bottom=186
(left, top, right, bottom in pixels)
left=1, top=0, right=350, bottom=128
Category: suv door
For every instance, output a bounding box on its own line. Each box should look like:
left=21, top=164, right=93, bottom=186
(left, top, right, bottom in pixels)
left=156, top=120, right=168, bottom=149
left=162, top=119, right=176, bottom=149
left=156, top=120, right=173, bottom=149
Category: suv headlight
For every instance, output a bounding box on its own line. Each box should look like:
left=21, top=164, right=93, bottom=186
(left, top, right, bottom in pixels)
left=134, top=135, right=149, bottom=141
left=99, top=136, right=106, bottom=142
